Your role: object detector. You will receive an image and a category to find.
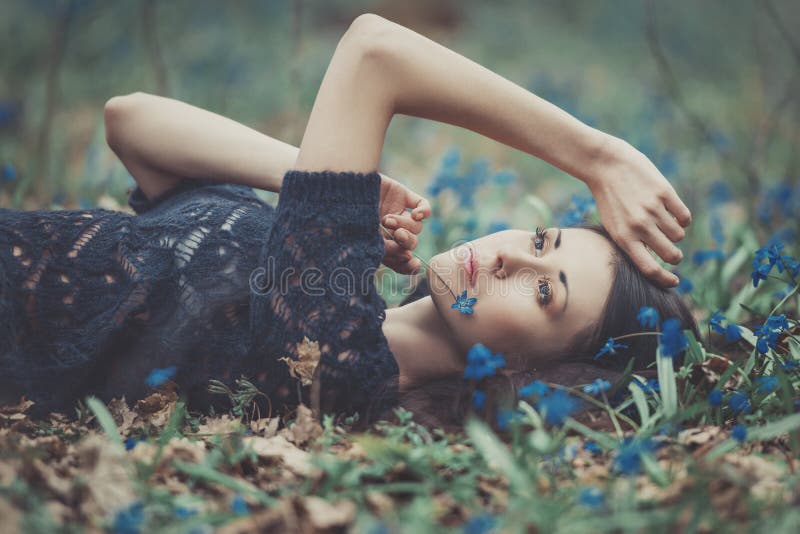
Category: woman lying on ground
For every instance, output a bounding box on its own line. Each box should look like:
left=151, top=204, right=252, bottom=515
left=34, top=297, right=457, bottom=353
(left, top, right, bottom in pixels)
left=0, top=14, right=698, bottom=430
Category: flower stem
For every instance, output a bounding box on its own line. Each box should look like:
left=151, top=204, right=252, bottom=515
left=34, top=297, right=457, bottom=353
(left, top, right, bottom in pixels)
left=379, top=223, right=458, bottom=302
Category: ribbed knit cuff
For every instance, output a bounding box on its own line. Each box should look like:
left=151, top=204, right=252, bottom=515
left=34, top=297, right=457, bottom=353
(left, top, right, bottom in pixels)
left=280, top=170, right=381, bottom=206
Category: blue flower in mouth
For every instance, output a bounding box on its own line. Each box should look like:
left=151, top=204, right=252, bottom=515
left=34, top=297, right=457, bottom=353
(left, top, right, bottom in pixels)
left=593, top=337, right=629, bottom=360
left=451, top=289, right=477, bottom=315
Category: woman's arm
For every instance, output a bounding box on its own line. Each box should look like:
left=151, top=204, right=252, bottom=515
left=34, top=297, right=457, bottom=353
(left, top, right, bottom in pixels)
left=103, top=92, right=428, bottom=275
left=296, top=13, right=692, bottom=287
left=104, top=92, right=301, bottom=198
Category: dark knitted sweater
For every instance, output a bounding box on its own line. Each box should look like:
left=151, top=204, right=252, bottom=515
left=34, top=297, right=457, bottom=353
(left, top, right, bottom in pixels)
left=0, top=170, right=400, bottom=421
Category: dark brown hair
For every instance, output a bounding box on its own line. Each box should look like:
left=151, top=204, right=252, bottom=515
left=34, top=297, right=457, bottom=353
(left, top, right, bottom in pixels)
left=360, top=223, right=700, bottom=433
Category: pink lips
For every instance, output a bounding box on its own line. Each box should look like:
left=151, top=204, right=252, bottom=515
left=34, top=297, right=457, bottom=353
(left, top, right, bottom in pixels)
left=466, top=244, right=477, bottom=287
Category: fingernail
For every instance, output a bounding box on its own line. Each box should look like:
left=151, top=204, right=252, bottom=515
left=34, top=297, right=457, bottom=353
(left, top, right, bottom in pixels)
left=385, top=217, right=396, bottom=227
left=413, top=211, right=423, bottom=220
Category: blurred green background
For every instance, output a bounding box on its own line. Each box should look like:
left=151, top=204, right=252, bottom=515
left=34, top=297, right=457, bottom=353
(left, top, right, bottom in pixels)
left=1, top=0, right=798, bottom=308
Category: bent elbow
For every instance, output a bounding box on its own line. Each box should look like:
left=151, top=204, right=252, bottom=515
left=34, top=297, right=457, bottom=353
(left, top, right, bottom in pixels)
left=103, top=92, right=148, bottom=151
left=339, top=13, right=400, bottom=65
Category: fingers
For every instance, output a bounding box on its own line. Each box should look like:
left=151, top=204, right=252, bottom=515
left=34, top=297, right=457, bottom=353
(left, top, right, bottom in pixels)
left=382, top=240, right=421, bottom=275
left=626, top=240, right=680, bottom=287
left=411, top=196, right=432, bottom=221
left=383, top=213, right=422, bottom=241
left=655, top=205, right=686, bottom=243
left=644, top=222, right=684, bottom=265
left=662, top=190, right=692, bottom=227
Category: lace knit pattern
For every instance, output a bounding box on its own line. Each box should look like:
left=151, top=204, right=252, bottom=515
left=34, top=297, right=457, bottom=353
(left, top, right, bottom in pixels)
left=0, top=171, right=400, bottom=421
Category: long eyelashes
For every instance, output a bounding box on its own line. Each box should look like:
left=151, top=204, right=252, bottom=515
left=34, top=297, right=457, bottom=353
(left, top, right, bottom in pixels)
left=532, top=226, right=548, bottom=257
left=538, top=276, right=553, bottom=306
left=531, top=226, right=553, bottom=307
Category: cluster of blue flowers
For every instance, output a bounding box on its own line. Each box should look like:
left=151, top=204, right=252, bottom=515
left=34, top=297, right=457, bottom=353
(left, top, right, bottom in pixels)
left=708, top=310, right=742, bottom=342
left=613, top=437, right=657, bottom=475
left=558, top=194, right=596, bottom=227
left=754, top=314, right=790, bottom=354
left=144, top=366, right=177, bottom=388
left=426, top=147, right=516, bottom=208
left=751, top=242, right=799, bottom=288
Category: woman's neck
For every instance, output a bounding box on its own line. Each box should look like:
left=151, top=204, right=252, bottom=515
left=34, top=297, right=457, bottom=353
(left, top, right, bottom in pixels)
left=383, top=295, right=464, bottom=390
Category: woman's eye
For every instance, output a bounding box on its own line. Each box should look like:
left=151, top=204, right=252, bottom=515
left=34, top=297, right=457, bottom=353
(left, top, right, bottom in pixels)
left=538, top=278, right=553, bottom=306
left=532, top=226, right=548, bottom=257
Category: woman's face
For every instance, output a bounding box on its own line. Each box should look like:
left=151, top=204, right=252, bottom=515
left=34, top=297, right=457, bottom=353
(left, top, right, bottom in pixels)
left=426, top=228, right=616, bottom=364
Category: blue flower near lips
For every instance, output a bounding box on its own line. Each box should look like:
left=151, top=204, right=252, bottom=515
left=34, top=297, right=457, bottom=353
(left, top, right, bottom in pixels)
left=451, top=289, right=477, bottom=315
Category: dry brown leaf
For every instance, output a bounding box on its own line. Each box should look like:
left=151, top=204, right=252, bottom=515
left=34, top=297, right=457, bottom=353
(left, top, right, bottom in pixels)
left=197, top=414, right=242, bottom=435
left=277, top=336, right=321, bottom=386
left=249, top=416, right=280, bottom=438
left=0, top=397, right=34, bottom=415
left=75, top=434, right=137, bottom=519
left=285, top=404, right=322, bottom=447
left=301, top=495, right=356, bottom=530
left=245, top=435, right=314, bottom=476
left=107, top=397, right=137, bottom=436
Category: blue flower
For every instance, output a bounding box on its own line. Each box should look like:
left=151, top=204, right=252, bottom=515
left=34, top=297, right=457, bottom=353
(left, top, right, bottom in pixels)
left=708, top=390, right=723, bottom=407
left=731, top=424, right=747, bottom=443
left=535, top=388, right=581, bottom=426
left=463, top=343, right=506, bottom=381
left=1, top=163, right=16, bottom=182
left=577, top=486, right=605, bottom=508
left=754, top=375, right=779, bottom=394
left=725, top=324, right=742, bottom=342
left=637, top=306, right=660, bottom=329
left=583, top=441, right=603, bottom=455
left=520, top=380, right=549, bottom=398
left=583, top=378, right=611, bottom=396
left=728, top=391, right=751, bottom=414
left=174, top=505, right=198, bottom=518
left=144, top=366, right=177, bottom=388
left=495, top=408, right=519, bottom=431
left=659, top=318, right=688, bottom=359
left=558, top=195, right=596, bottom=227
left=124, top=437, right=139, bottom=451
left=751, top=262, right=772, bottom=288
left=492, top=170, right=516, bottom=185
left=593, top=337, right=629, bottom=360
left=692, top=249, right=726, bottom=266
left=613, top=437, right=656, bottom=475
left=471, top=390, right=486, bottom=410
left=112, top=501, right=145, bottom=534
left=633, top=377, right=660, bottom=394
left=709, top=181, right=732, bottom=206
left=710, top=213, right=725, bottom=245
left=709, top=310, right=726, bottom=334
left=462, top=513, right=497, bottom=534
left=230, top=494, right=249, bottom=515
left=451, top=290, right=478, bottom=315
left=673, top=272, right=693, bottom=294
left=754, top=314, right=789, bottom=354
left=782, top=360, right=800, bottom=372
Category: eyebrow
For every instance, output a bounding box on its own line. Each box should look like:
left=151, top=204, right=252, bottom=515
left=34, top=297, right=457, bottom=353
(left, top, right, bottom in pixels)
left=554, top=228, right=568, bottom=312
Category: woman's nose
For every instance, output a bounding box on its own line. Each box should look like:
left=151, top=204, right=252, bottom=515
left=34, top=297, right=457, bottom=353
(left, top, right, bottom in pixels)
left=495, top=248, right=548, bottom=278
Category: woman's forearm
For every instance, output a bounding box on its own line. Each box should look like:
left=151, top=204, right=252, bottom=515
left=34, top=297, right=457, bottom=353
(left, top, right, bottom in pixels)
left=104, top=92, right=303, bottom=194
left=341, top=14, right=615, bottom=184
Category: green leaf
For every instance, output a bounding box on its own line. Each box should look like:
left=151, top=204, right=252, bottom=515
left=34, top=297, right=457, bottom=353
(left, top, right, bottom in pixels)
left=85, top=396, right=124, bottom=449
left=628, top=378, right=651, bottom=429
left=657, top=351, right=678, bottom=418
left=465, top=417, right=530, bottom=494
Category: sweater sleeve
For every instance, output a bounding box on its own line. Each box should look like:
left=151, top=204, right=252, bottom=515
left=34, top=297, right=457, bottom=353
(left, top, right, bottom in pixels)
left=248, top=170, right=399, bottom=419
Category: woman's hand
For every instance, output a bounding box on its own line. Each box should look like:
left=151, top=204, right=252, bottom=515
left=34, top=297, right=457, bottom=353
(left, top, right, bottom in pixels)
left=378, top=175, right=431, bottom=275
left=584, top=137, right=692, bottom=288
